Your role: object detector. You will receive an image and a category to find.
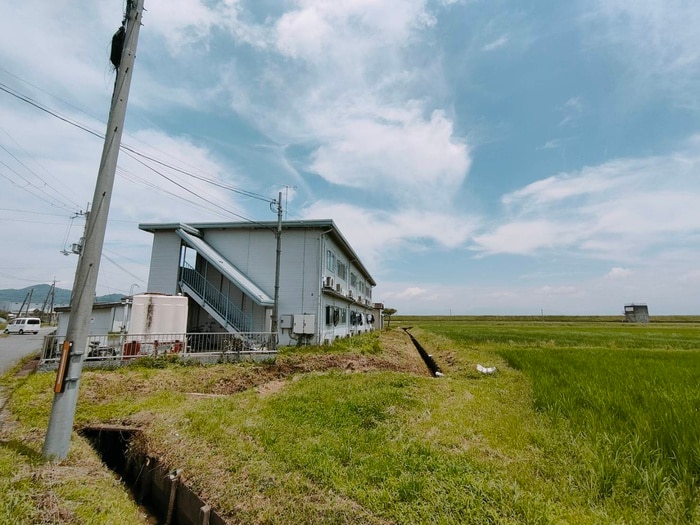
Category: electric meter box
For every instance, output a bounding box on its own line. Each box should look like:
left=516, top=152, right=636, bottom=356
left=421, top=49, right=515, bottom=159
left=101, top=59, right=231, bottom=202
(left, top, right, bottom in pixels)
left=293, top=314, right=315, bottom=335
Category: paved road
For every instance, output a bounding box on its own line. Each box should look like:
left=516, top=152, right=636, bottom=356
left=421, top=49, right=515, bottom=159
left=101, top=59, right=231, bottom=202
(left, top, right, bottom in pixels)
left=0, top=327, right=54, bottom=375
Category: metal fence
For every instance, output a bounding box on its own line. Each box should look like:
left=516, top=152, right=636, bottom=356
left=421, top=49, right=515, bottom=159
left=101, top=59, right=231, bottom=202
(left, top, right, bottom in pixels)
left=41, top=331, right=277, bottom=364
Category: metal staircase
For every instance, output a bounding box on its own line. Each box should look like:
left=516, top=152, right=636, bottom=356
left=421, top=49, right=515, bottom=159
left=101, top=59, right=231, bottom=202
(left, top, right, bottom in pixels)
left=179, top=262, right=253, bottom=333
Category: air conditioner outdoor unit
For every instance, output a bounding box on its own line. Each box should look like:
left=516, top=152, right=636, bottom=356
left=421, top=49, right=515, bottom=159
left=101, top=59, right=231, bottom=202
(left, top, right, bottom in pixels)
left=348, top=290, right=354, bottom=299
left=358, top=295, right=362, bottom=303
left=324, top=276, right=334, bottom=288
left=336, top=283, right=342, bottom=293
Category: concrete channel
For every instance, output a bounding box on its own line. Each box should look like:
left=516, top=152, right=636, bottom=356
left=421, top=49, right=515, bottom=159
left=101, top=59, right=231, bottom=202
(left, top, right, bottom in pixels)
left=401, top=328, right=444, bottom=377
left=80, top=425, right=226, bottom=525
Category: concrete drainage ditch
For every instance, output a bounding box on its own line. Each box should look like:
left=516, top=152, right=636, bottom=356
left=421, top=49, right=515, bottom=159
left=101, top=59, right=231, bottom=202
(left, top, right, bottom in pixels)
left=80, top=425, right=225, bottom=525
left=401, top=328, right=444, bottom=377
left=80, top=332, right=442, bottom=523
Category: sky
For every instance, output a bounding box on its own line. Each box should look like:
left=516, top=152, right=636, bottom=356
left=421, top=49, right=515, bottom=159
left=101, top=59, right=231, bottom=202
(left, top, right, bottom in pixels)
left=0, top=0, right=699, bottom=316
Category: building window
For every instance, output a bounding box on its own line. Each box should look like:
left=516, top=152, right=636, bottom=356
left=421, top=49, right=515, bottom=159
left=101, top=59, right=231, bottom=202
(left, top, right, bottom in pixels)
left=326, top=250, right=335, bottom=272
left=340, top=308, right=347, bottom=324
left=350, top=272, right=357, bottom=287
left=325, top=305, right=340, bottom=326
left=337, top=260, right=347, bottom=281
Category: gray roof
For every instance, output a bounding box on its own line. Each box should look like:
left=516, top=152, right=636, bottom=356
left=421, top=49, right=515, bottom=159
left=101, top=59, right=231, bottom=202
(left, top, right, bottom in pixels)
left=139, top=219, right=376, bottom=286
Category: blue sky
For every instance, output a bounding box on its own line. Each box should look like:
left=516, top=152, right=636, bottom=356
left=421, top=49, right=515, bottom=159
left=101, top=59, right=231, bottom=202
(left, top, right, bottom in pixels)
left=1, top=0, right=699, bottom=315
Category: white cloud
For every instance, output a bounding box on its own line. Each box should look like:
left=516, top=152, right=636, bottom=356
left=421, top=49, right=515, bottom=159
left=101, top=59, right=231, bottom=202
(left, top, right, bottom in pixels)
left=476, top=138, right=700, bottom=259
left=207, top=1, right=472, bottom=211
left=482, top=34, right=509, bottom=51
left=300, top=200, right=479, bottom=272
left=605, top=267, right=632, bottom=279
left=537, top=285, right=582, bottom=297
left=536, top=139, right=562, bottom=150
left=558, top=96, right=584, bottom=126
left=473, top=220, right=572, bottom=255
left=145, top=0, right=221, bottom=52
left=587, top=1, right=700, bottom=108
left=309, top=106, right=470, bottom=206
left=501, top=165, right=628, bottom=207
left=396, top=287, right=429, bottom=299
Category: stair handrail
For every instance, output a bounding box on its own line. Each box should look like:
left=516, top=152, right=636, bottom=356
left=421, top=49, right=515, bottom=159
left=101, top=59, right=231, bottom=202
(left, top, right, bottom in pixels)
left=180, top=263, right=253, bottom=332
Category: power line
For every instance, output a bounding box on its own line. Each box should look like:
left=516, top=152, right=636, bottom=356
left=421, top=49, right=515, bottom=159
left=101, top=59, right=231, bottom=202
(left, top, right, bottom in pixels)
left=0, top=218, right=67, bottom=225
left=0, top=65, right=105, bottom=126
left=0, top=82, right=103, bottom=140
left=116, top=166, right=235, bottom=220
left=0, top=207, right=69, bottom=217
left=0, top=80, right=278, bottom=213
left=0, top=164, right=72, bottom=210
left=101, top=252, right=146, bottom=284
left=120, top=144, right=273, bottom=202
left=122, top=149, right=274, bottom=228
left=0, top=127, right=83, bottom=209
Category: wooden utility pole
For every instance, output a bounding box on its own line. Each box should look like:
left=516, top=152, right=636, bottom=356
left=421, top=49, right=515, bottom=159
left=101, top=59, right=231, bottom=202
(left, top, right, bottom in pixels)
left=43, top=0, right=144, bottom=461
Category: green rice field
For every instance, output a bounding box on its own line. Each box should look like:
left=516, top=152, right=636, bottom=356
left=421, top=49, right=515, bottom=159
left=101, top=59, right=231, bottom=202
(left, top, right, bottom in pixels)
left=406, top=318, right=700, bottom=523
left=1, top=318, right=698, bottom=524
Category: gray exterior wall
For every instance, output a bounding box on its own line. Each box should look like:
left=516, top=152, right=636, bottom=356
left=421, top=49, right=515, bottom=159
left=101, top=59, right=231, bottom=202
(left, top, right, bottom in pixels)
left=147, top=231, right=181, bottom=294
left=318, top=235, right=376, bottom=343
left=143, top=222, right=377, bottom=346
left=56, top=304, right=126, bottom=337
left=205, top=228, right=322, bottom=345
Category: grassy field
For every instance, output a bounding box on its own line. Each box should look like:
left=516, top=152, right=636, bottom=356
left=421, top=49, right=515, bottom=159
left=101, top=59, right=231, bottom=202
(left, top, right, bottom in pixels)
left=1, top=319, right=698, bottom=524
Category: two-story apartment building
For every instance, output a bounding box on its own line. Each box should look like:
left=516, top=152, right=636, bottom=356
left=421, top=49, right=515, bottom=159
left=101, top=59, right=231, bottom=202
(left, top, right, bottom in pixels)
left=139, top=220, right=379, bottom=346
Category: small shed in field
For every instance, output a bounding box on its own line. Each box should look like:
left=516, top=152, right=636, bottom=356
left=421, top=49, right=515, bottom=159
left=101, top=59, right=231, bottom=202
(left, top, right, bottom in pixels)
left=624, top=304, right=649, bottom=323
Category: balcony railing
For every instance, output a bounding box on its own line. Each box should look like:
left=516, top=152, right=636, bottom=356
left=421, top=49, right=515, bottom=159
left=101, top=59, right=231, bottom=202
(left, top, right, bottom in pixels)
left=40, top=331, right=277, bottom=365
left=180, top=263, right=253, bottom=333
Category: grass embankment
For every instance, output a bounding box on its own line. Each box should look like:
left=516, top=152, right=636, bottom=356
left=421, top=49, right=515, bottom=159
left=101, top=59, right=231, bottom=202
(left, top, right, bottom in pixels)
left=1, top=321, right=699, bottom=524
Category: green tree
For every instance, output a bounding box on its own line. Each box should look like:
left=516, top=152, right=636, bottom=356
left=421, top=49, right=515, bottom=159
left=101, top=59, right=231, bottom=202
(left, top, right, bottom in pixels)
left=383, top=308, right=397, bottom=328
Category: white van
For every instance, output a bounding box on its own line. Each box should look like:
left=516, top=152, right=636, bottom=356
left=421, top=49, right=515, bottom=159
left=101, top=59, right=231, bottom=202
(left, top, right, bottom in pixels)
left=4, top=317, right=41, bottom=335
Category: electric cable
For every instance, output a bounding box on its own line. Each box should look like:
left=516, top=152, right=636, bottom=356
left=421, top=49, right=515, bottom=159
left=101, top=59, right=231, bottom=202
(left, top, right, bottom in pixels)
left=0, top=127, right=82, bottom=209
left=0, top=74, right=282, bottom=231
left=0, top=78, right=277, bottom=206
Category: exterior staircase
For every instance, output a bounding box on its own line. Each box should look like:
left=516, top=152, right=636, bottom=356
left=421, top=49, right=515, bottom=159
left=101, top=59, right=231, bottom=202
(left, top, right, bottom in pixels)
left=179, top=263, right=253, bottom=333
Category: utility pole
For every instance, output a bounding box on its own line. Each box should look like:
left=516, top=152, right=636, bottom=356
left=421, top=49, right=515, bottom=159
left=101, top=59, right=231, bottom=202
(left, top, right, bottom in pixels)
left=43, top=0, right=144, bottom=461
left=18, top=289, right=32, bottom=316
left=40, top=279, right=56, bottom=320
left=270, top=192, right=282, bottom=350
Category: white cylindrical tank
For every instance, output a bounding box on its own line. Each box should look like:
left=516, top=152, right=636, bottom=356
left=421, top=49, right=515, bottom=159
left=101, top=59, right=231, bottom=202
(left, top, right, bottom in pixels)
left=128, top=293, right=188, bottom=334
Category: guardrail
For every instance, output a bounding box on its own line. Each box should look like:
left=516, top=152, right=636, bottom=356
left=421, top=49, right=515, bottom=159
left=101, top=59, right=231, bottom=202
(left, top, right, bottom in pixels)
left=41, top=331, right=277, bottom=364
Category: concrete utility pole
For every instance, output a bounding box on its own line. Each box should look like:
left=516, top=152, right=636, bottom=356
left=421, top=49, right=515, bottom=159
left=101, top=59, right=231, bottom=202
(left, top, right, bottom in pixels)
left=270, top=192, right=283, bottom=350
left=43, top=0, right=144, bottom=461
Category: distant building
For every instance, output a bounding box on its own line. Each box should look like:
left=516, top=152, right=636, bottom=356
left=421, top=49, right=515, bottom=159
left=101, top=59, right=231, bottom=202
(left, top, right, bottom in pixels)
left=139, top=220, right=380, bottom=346
left=624, top=304, right=649, bottom=323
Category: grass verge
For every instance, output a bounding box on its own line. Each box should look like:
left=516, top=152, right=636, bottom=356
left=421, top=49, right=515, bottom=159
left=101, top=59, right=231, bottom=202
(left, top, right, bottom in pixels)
left=1, top=323, right=698, bottom=524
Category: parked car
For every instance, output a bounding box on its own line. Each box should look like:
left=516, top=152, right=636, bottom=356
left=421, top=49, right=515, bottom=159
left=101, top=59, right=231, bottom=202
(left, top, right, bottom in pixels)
left=4, top=317, right=41, bottom=335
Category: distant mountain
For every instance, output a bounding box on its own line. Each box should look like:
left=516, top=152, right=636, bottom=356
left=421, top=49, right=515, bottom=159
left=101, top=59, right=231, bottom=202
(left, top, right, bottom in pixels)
left=0, top=284, right=125, bottom=310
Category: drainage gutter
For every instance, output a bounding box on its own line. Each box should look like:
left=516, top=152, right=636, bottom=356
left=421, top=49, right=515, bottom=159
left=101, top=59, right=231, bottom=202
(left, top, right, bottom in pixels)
left=401, top=328, right=443, bottom=377
left=81, top=425, right=226, bottom=525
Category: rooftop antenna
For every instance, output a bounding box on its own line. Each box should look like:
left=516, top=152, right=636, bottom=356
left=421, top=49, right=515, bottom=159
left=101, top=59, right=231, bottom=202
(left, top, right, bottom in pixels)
left=283, top=185, right=296, bottom=219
